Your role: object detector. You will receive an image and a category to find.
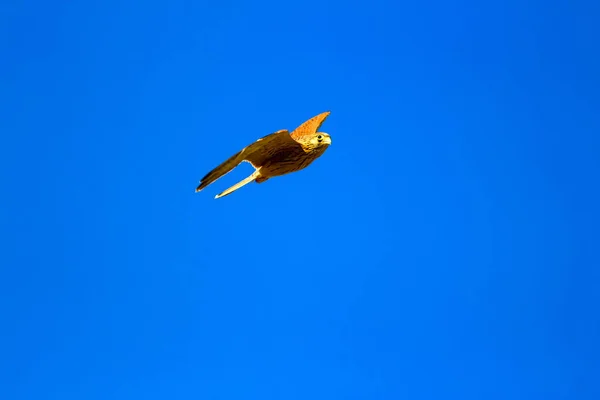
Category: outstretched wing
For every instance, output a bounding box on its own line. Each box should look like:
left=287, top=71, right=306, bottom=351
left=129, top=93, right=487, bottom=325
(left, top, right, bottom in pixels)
left=195, top=130, right=301, bottom=193
left=290, top=111, right=331, bottom=140
left=242, top=129, right=304, bottom=167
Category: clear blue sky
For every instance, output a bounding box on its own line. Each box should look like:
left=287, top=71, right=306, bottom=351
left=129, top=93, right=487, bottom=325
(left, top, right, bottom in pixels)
left=1, top=1, right=599, bottom=399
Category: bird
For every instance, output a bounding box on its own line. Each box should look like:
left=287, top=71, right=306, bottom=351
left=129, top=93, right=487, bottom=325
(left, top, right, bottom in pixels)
left=195, top=111, right=332, bottom=199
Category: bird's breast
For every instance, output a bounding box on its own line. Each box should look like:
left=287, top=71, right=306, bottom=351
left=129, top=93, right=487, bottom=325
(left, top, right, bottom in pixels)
left=259, top=146, right=324, bottom=177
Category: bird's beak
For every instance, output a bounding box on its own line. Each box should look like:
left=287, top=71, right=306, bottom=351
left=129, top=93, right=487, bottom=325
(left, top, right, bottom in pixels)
left=323, top=135, right=332, bottom=145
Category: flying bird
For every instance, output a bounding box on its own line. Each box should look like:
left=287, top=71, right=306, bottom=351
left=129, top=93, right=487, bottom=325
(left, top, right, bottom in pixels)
left=195, top=111, right=332, bottom=198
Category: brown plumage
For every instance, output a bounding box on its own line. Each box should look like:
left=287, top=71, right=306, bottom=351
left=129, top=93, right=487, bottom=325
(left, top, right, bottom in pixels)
left=195, top=111, right=332, bottom=198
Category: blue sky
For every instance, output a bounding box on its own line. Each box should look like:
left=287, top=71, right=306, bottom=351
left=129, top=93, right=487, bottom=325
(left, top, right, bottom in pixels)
left=1, top=0, right=599, bottom=399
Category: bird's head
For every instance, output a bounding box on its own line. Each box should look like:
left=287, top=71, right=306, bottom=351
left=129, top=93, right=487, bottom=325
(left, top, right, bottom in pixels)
left=299, top=132, right=332, bottom=151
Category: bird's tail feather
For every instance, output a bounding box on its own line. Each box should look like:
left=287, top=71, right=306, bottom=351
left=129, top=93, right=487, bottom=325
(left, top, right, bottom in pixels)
left=215, top=171, right=260, bottom=199
left=195, top=151, right=242, bottom=193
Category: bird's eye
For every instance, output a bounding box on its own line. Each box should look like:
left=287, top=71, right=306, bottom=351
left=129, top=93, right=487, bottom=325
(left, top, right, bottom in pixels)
left=317, top=135, right=323, bottom=141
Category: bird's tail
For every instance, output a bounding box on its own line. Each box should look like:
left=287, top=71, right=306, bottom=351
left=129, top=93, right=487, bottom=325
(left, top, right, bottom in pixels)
left=195, top=151, right=242, bottom=193
left=215, top=170, right=260, bottom=199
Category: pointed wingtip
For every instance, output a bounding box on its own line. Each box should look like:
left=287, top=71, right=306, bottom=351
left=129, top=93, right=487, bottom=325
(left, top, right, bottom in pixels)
left=291, top=111, right=332, bottom=139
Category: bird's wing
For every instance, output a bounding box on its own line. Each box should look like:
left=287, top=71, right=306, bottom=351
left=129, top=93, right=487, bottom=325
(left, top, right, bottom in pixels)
left=242, top=129, right=304, bottom=166
left=290, top=111, right=331, bottom=140
left=195, top=130, right=301, bottom=193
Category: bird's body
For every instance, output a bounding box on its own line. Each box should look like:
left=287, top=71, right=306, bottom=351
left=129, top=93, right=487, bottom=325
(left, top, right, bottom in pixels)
left=195, top=111, right=332, bottom=198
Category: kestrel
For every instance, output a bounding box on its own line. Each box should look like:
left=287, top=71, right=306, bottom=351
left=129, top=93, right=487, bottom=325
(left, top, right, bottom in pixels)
left=195, top=111, right=332, bottom=198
